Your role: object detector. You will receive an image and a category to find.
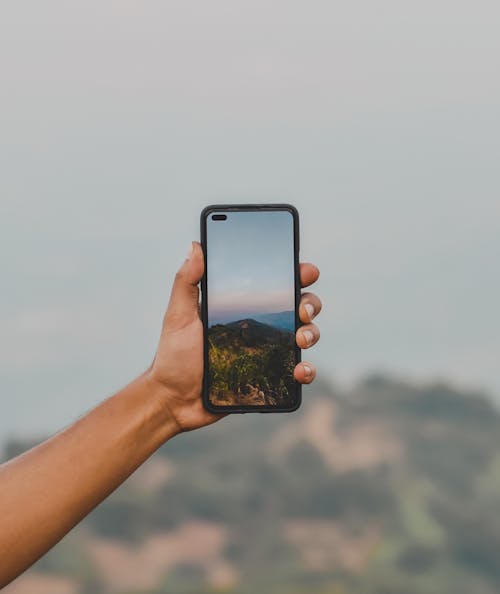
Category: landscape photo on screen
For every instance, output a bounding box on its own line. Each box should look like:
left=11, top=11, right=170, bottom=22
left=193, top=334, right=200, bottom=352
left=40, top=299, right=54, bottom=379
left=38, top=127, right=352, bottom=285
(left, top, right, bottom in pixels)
left=207, top=210, right=296, bottom=407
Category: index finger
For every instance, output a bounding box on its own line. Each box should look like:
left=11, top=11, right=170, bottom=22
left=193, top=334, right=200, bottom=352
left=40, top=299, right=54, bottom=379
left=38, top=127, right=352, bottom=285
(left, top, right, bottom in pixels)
left=300, top=263, right=320, bottom=288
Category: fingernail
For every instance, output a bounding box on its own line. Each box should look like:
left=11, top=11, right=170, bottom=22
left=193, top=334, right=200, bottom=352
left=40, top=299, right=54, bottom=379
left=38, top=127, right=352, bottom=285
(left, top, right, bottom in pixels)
left=304, top=303, right=315, bottom=320
left=303, top=364, right=312, bottom=377
left=303, top=330, right=314, bottom=346
left=186, top=242, right=194, bottom=260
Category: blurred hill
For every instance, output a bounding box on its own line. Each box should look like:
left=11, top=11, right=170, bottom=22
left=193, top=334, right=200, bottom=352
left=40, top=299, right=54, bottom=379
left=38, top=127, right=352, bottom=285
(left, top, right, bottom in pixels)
left=3, top=375, right=500, bottom=594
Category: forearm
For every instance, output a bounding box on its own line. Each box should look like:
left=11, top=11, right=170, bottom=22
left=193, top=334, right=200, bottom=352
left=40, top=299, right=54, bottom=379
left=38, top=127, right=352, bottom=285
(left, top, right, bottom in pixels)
left=0, top=370, right=178, bottom=587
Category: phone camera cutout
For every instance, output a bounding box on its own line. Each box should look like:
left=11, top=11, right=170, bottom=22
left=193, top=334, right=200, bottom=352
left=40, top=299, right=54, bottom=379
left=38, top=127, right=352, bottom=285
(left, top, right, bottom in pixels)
left=212, top=214, right=227, bottom=221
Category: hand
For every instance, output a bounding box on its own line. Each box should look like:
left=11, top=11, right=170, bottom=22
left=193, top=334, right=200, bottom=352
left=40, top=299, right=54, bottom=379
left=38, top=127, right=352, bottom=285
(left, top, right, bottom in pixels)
left=148, top=241, right=322, bottom=432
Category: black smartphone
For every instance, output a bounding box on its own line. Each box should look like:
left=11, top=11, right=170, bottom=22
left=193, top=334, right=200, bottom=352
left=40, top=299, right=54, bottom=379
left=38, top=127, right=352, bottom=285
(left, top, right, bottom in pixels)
left=200, top=204, right=301, bottom=413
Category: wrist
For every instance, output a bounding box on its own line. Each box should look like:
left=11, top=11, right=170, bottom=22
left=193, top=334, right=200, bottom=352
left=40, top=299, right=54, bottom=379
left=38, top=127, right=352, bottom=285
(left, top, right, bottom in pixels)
left=132, top=369, right=183, bottom=441
left=142, top=367, right=185, bottom=436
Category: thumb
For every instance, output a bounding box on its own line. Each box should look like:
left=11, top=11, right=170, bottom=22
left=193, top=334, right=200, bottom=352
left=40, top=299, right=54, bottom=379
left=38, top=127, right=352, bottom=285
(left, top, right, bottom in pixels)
left=164, top=241, right=204, bottom=327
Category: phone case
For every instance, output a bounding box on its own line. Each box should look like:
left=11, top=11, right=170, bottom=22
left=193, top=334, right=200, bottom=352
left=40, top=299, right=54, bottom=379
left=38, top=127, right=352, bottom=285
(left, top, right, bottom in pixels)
left=200, top=204, right=301, bottom=413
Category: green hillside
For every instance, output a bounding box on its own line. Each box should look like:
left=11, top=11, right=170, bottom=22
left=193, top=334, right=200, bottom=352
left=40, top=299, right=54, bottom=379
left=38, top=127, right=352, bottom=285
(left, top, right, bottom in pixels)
left=208, top=319, right=295, bottom=406
left=3, top=376, right=500, bottom=594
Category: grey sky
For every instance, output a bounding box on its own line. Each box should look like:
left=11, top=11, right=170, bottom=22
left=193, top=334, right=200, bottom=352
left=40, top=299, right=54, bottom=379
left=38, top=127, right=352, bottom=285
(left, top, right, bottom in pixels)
left=207, top=210, right=294, bottom=322
left=1, top=1, right=499, bottom=441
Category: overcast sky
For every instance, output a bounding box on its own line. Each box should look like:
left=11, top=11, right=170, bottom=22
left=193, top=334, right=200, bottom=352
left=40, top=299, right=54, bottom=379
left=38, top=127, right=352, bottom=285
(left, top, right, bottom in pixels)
left=1, top=0, right=499, bottom=442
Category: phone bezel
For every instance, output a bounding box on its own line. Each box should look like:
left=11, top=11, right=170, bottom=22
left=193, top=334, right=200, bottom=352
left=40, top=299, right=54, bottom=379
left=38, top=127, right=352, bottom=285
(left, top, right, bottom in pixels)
left=200, top=203, right=302, bottom=414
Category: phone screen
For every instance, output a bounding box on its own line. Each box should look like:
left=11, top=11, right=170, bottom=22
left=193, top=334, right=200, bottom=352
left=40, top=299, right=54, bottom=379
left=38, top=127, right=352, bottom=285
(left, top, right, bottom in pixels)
left=203, top=206, right=300, bottom=411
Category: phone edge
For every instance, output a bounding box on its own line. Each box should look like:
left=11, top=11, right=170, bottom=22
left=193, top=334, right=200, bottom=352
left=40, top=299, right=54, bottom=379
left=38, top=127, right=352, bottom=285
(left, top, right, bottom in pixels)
left=200, top=203, right=302, bottom=414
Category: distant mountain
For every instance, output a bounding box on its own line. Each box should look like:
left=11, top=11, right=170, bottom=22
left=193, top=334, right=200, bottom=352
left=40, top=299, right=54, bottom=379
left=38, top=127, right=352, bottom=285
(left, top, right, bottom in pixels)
left=4, top=376, right=500, bottom=594
left=223, top=317, right=293, bottom=337
left=252, top=310, right=295, bottom=332
left=209, top=317, right=293, bottom=348
left=209, top=310, right=295, bottom=331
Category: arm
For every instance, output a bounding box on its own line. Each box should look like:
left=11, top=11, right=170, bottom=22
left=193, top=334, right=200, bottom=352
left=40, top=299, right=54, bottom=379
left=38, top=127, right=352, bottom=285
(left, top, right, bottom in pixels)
left=0, top=371, right=179, bottom=587
left=0, top=242, right=321, bottom=587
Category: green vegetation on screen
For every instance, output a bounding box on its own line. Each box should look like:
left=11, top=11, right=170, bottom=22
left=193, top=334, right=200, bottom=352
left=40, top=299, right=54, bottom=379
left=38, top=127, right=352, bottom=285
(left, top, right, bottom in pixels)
left=208, top=318, right=295, bottom=406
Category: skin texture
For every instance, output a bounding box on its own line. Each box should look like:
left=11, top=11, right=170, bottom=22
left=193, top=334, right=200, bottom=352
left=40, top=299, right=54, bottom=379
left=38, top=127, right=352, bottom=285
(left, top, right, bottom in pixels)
left=0, top=241, right=321, bottom=588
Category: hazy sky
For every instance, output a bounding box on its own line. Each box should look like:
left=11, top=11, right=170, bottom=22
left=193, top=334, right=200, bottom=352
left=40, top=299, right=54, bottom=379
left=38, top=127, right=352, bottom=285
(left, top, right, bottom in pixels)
left=207, top=210, right=294, bottom=323
left=1, top=1, right=499, bottom=442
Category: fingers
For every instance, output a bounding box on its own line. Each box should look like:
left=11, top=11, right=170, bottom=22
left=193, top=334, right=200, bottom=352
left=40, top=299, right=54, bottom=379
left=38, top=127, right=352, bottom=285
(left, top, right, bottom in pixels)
left=294, top=361, right=316, bottom=384
left=297, top=267, right=321, bottom=385
left=185, top=241, right=205, bottom=285
left=296, top=323, right=320, bottom=349
left=299, top=263, right=320, bottom=288
left=299, top=292, right=322, bottom=323
left=164, top=241, right=204, bottom=327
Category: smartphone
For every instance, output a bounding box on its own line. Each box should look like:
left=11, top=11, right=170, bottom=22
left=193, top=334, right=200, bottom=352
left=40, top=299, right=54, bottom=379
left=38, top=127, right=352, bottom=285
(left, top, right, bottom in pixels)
left=200, top=204, right=301, bottom=413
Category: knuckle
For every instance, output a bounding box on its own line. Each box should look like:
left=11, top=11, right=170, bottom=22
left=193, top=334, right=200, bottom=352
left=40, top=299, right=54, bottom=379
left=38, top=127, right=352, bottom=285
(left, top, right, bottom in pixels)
left=174, top=268, right=185, bottom=283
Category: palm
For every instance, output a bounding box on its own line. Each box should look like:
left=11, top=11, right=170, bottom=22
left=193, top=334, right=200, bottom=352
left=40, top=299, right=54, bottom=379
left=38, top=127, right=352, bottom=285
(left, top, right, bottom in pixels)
left=153, top=314, right=223, bottom=432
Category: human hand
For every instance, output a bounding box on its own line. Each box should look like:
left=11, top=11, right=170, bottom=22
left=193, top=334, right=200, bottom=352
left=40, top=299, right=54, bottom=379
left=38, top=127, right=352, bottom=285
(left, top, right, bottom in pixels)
left=148, top=241, right=322, bottom=432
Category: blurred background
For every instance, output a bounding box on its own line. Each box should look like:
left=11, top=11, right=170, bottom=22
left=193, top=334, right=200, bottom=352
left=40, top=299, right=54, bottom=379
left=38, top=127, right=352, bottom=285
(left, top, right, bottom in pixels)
left=1, top=1, right=499, bottom=593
